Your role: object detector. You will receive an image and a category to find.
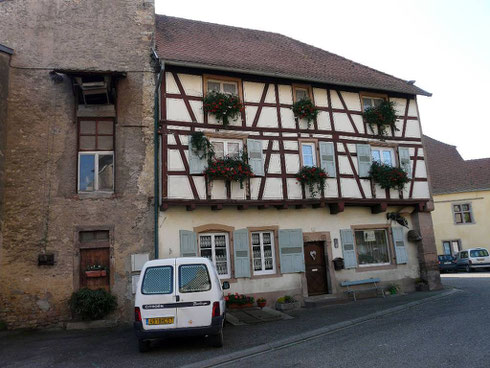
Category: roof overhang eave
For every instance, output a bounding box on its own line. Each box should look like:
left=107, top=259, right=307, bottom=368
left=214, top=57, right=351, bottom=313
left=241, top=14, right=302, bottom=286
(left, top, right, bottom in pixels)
left=163, top=59, right=432, bottom=97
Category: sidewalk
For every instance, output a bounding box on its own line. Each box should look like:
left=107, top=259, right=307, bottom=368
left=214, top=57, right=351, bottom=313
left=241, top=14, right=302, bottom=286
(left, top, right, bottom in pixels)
left=0, top=288, right=458, bottom=368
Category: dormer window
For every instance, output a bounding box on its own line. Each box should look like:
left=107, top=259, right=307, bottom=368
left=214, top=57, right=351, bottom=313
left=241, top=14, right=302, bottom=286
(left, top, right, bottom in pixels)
left=361, top=96, right=385, bottom=111
left=207, top=79, right=238, bottom=95
left=292, top=84, right=312, bottom=102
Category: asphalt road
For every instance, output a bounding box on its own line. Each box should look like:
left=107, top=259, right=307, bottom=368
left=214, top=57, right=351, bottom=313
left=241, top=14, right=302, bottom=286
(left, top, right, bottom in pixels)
left=225, top=273, right=490, bottom=368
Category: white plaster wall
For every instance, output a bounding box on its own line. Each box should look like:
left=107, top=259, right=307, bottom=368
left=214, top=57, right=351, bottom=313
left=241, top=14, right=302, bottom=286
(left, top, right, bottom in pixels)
left=245, top=106, right=258, bottom=127
left=257, top=107, right=278, bottom=128
left=333, top=113, right=355, bottom=133
left=313, top=88, right=328, bottom=107
left=284, top=141, right=299, bottom=151
left=412, top=182, right=430, bottom=199
left=329, top=90, right=343, bottom=109
left=168, top=176, right=192, bottom=199
left=264, top=84, right=276, bottom=104
left=250, top=178, right=261, bottom=199
left=325, top=178, right=338, bottom=197
left=391, top=97, right=407, bottom=116
left=405, top=120, right=421, bottom=138
left=167, top=98, right=192, bottom=122
left=340, top=91, right=362, bottom=111
left=408, top=99, right=418, bottom=117
left=194, top=176, right=206, bottom=200
left=316, top=111, right=331, bottom=130
left=280, top=108, right=296, bottom=129
left=168, top=149, right=184, bottom=171
left=341, top=178, right=362, bottom=198
left=268, top=154, right=281, bottom=174
left=179, top=73, right=203, bottom=97
left=285, top=154, right=300, bottom=174
left=287, top=178, right=303, bottom=199
left=263, top=178, right=283, bottom=199
left=211, top=180, right=227, bottom=199
left=165, top=72, right=179, bottom=94
left=278, top=85, right=293, bottom=105
left=415, top=161, right=428, bottom=178
left=243, top=81, right=265, bottom=103
left=339, top=156, right=353, bottom=175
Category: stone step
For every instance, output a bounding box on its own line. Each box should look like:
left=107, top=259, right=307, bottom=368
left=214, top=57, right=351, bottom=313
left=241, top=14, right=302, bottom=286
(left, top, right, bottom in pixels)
left=304, top=294, right=341, bottom=308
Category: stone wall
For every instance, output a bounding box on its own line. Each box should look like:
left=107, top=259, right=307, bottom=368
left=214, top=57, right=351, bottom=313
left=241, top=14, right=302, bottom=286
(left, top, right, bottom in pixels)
left=0, top=0, right=156, bottom=328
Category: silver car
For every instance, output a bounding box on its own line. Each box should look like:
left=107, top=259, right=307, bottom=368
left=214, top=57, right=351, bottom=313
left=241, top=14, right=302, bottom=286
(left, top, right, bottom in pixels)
left=455, top=248, right=490, bottom=272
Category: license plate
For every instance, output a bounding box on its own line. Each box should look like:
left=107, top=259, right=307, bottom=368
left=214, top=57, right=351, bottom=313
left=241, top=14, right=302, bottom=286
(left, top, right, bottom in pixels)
left=444, top=262, right=451, bottom=264
left=477, top=258, right=485, bottom=262
left=147, top=317, right=174, bottom=325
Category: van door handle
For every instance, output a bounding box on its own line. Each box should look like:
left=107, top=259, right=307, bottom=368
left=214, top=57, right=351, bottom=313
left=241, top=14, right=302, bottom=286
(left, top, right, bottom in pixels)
left=175, top=295, right=180, bottom=302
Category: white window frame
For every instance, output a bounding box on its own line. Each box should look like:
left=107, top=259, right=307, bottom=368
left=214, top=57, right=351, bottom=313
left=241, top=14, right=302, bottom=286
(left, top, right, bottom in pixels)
left=301, top=142, right=317, bottom=167
left=210, top=138, right=243, bottom=159
left=354, top=229, right=391, bottom=267
left=77, top=151, right=114, bottom=193
left=295, top=87, right=309, bottom=101
left=206, top=79, right=239, bottom=95
left=371, top=146, right=395, bottom=167
left=362, top=96, right=385, bottom=111
left=251, top=231, right=276, bottom=276
left=198, top=232, right=231, bottom=279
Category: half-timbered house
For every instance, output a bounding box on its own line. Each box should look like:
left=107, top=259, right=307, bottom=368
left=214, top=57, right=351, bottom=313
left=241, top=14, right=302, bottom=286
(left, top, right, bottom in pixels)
left=155, top=15, right=441, bottom=304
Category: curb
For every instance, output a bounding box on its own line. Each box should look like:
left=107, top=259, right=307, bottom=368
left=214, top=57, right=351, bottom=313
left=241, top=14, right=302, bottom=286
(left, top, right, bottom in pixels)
left=181, top=288, right=460, bottom=368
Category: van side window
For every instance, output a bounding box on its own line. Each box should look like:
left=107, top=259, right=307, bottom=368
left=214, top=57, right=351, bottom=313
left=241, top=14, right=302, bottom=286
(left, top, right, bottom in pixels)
left=142, top=266, right=173, bottom=294
left=179, top=264, right=211, bottom=293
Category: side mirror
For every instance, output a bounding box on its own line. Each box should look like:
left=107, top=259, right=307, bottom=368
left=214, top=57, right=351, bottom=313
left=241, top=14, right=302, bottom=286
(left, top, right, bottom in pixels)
left=222, top=281, right=230, bottom=290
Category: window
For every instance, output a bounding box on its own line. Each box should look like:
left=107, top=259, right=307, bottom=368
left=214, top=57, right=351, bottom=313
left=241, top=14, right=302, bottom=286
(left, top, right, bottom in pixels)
left=141, top=266, right=173, bottom=295
left=210, top=138, right=243, bottom=159
left=292, top=84, right=312, bottom=102
left=79, top=230, right=109, bottom=243
left=371, top=147, right=395, bottom=166
left=207, top=79, right=238, bottom=95
left=78, top=119, right=114, bottom=193
left=251, top=231, right=276, bottom=275
left=301, top=142, right=317, bottom=166
left=460, top=251, right=468, bottom=259
left=354, top=229, right=390, bottom=266
left=199, top=233, right=231, bottom=279
left=362, top=96, right=385, bottom=111
left=453, top=203, right=474, bottom=224
left=179, top=264, right=211, bottom=293
left=443, top=240, right=461, bottom=256
left=470, top=249, right=489, bottom=258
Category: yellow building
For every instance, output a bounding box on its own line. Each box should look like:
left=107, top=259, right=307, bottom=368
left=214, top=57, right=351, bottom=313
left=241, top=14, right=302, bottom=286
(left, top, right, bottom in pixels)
left=424, top=136, right=490, bottom=255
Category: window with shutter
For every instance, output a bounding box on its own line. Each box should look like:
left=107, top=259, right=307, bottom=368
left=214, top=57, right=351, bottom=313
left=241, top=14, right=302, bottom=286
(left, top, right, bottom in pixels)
left=398, top=147, right=411, bottom=178
left=278, top=229, right=305, bottom=273
left=356, top=144, right=372, bottom=178
left=188, top=137, right=208, bottom=174
left=179, top=230, right=197, bottom=257
left=251, top=231, right=276, bottom=275
left=247, top=139, right=265, bottom=176
left=340, top=229, right=357, bottom=268
left=319, top=142, right=336, bottom=178
left=198, top=233, right=231, bottom=279
left=233, top=229, right=251, bottom=278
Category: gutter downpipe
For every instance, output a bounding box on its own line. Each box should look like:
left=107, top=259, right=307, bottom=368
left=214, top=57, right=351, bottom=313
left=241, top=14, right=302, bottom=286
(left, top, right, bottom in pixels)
left=154, top=61, right=164, bottom=259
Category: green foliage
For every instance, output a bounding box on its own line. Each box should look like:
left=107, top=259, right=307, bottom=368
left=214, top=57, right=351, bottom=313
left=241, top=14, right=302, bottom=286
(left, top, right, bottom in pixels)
left=256, top=297, right=266, bottom=303
left=363, top=100, right=398, bottom=136
left=204, top=155, right=254, bottom=188
left=203, top=91, right=243, bottom=126
left=190, top=132, right=215, bottom=162
left=225, top=293, right=255, bottom=306
left=387, top=284, right=400, bottom=295
left=0, top=320, right=7, bottom=330
left=291, top=98, right=319, bottom=128
left=85, top=264, right=108, bottom=271
left=296, top=166, right=328, bottom=197
left=69, top=288, right=117, bottom=321
left=369, top=161, right=410, bottom=190
left=277, top=295, right=297, bottom=304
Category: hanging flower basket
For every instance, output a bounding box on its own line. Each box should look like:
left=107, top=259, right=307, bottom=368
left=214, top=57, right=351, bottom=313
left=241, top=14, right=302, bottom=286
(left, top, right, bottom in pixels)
left=190, top=132, right=215, bottom=162
left=363, top=100, right=398, bottom=137
left=203, top=156, right=254, bottom=188
left=203, top=91, right=243, bottom=127
left=291, top=98, right=319, bottom=129
left=369, top=161, right=410, bottom=190
left=296, top=166, right=327, bottom=197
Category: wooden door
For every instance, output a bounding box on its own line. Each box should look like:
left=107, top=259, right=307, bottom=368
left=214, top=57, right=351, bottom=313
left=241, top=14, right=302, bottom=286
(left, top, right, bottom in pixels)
left=80, top=248, right=110, bottom=291
left=304, top=241, right=328, bottom=296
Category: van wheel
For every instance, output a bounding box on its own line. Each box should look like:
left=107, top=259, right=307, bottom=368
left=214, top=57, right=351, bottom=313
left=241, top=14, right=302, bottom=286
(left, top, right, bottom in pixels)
left=465, top=265, right=472, bottom=273
left=208, top=329, right=223, bottom=348
left=138, top=339, right=151, bottom=353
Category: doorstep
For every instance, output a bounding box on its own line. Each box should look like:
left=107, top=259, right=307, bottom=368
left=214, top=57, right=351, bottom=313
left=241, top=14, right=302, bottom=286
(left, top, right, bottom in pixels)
left=304, top=294, right=343, bottom=308
left=64, top=319, right=118, bottom=330
left=226, top=307, right=293, bottom=326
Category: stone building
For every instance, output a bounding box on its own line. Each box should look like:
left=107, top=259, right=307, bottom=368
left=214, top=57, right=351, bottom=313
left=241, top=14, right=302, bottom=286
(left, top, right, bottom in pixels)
left=0, top=0, right=156, bottom=328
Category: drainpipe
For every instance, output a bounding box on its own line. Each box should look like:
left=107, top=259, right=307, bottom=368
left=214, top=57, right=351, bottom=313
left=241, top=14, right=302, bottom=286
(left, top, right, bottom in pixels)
left=154, top=61, right=164, bottom=259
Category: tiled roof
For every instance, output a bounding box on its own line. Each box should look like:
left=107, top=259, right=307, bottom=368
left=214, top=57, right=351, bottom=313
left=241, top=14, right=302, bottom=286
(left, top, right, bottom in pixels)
left=423, top=135, right=490, bottom=194
left=155, top=15, right=430, bottom=96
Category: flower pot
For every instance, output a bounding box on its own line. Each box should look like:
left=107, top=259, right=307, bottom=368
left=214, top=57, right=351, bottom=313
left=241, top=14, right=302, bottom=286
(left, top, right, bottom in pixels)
left=275, top=301, right=300, bottom=312
left=227, top=302, right=254, bottom=309
left=257, top=301, right=266, bottom=308
left=85, top=270, right=107, bottom=278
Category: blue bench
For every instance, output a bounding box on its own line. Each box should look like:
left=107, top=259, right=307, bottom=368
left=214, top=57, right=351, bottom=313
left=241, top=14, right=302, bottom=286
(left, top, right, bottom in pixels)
left=340, top=278, right=385, bottom=301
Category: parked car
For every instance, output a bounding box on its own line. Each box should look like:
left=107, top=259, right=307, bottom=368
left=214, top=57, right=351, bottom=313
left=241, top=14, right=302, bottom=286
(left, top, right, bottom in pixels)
left=438, top=255, right=457, bottom=273
left=455, top=248, right=490, bottom=272
left=134, top=257, right=230, bottom=352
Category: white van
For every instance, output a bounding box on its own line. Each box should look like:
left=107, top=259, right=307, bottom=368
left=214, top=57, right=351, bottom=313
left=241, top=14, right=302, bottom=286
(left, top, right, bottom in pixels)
left=134, top=257, right=229, bottom=352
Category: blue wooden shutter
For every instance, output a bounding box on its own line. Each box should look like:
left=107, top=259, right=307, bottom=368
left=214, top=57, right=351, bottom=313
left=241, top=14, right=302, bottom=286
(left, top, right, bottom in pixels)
left=233, top=229, right=251, bottom=278
left=392, top=227, right=408, bottom=264
left=340, top=229, right=357, bottom=269
left=247, top=139, right=265, bottom=176
left=188, top=137, right=207, bottom=174
left=278, top=229, right=305, bottom=273
left=356, top=144, right=372, bottom=178
left=179, top=230, right=197, bottom=257
left=319, top=141, right=336, bottom=178
left=398, top=147, right=412, bottom=179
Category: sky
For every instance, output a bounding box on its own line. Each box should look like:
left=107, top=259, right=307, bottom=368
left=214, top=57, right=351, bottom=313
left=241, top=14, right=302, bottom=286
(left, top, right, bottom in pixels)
left=155, top=0, right=490, bottom=160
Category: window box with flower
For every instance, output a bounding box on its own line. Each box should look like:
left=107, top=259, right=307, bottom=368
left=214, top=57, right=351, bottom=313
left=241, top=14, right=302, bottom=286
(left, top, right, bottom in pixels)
left=203, top=155, right=254, bottom=189
left=369, top=161, right=410, bottom=190
left=85, top=264, right=108, bottom=278
left=203, top=91, right=244, bottom=127
left=296, top=166, right=328, bottom=198
left=291, top=98, right=319, bottom=129
left=363, top=100, right=398, bottom=137
left=225, top=293, right=255, bottom=309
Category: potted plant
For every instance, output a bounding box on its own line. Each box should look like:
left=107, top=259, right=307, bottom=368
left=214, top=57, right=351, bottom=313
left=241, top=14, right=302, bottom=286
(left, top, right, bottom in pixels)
left=369, top=161, right=410, bottom=191
left=363, top=100, right=398, bottom=137
left=291, top=98, right=319, bottom=129
left=190, top=131, right=215, bottom=162
left=203, top=91, right=243, bottom=127
left=69, top=288, right=117, bottom=320
left=275, top=295, right=300, bottom=312
left=386, top=284, right=400, bottom=296
left=85, top=264, right=107, bottom=278
left=225, top=293, right=255, bottom=309
left=296, top=166, right=328, bottom=197
left=256, top=297, right=267, bottom=308
left=204, top=155, right=254, bottom=189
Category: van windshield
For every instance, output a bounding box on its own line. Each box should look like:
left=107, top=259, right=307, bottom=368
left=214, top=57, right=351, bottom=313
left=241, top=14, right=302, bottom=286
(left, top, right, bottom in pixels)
left=470, top=249, right=489, bottom=257
left=179, top=264, right=211, bottom=293
left=142, top=266, right=173, bottom=294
